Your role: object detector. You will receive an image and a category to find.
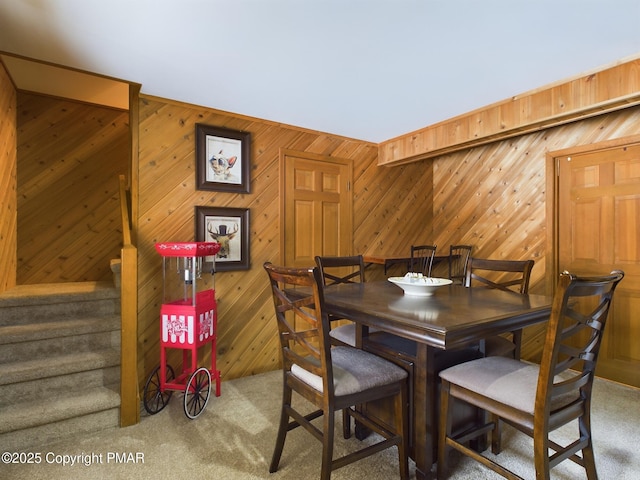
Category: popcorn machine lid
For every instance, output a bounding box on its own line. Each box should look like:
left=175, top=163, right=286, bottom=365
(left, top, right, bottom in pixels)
left=155, top=242, right=221, bottom=305
left=155, top=242, right=221, bottom=257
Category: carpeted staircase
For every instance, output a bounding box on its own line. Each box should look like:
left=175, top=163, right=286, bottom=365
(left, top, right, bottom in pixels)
left=0, top=282, right=121, bottom=450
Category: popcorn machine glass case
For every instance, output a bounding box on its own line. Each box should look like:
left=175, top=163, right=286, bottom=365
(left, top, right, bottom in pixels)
left=143, top=242, right=221, bottom=419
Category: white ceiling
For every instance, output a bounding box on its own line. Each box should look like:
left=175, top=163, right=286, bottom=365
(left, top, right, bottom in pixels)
left=1, top=0, right=640, bottom=143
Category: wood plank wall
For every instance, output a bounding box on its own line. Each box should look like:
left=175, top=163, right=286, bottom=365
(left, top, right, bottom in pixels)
left=0, top=62, right=17, bottom=292
left=16, top=94, right=129, bottom=284
left=4, top=75, right=639, bottom=390
left=136, top=95, right=640, bottom=388
left=429, top=105, right=640, bottom=360
left=136, top=96, right=433, bottom=386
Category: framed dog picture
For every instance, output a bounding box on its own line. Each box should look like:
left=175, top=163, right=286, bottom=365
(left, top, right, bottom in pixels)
left=196, top=124, right=251, bottom=193
left=195, top=206, right=250, bottom=271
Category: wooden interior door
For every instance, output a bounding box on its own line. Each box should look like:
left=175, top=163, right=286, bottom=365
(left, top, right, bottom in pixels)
left=280, top=149, right=353, bottom=267
left=557, top=143, right=640, bottom=387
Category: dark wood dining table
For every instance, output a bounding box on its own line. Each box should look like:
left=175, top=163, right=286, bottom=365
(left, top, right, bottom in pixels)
left=320, top=280, right=553, bottom=480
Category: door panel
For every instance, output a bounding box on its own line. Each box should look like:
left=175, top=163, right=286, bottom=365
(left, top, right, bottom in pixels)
left=558, top=143, right=640, bottom=387
left=281, top=150, right=353, bottom=267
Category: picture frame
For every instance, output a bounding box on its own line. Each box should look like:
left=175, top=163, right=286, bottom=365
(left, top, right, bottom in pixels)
left=195, top=206, right=250, bottom=271
left=196, top=124, right=251, bottom=193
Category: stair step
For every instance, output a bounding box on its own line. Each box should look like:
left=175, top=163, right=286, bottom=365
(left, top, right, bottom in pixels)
left=0, top=350, right=120, bottom=406
left=0, top=316, right=120, bottom=345
left=0, top=350, right=120, bottom=386
left=0, top=282, right=118, bottom=305
left=0, top=282, right=119, bottom=326
left=0, top=320, right=120, bottom=363
left=0, top=408, right=120, bottom=452
left=0, top=280, right=122, bottom=451
left=0, top=386, right=120, bottom=434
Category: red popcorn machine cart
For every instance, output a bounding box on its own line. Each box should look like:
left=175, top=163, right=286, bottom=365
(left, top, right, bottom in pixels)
left=143, top=241, right=221, bottom=419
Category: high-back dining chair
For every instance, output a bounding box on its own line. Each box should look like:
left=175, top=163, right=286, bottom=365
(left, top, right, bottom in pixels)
left=315, top=255, right=365, bottom=286
left=315, top=255, right=377, bottom=347
left=465, top=257, right=535, bottom=359
left=410, top=244, right=437, bottom=277
left=465, top=257, right=534, bottom=294
left=437, top=270, right=624, bottom=480
left=263, top=262, right=409, bottom=480
left=448, top=245, right=472, bottom=284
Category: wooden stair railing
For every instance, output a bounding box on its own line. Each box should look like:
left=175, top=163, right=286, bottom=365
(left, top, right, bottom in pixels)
left=119, top=174, right=139, bottom=426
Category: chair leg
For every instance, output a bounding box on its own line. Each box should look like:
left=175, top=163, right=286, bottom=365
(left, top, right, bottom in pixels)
left=437, top=380, right=453, bottom=479
left=320, top=407, right=335, bottom=480
left=342, top=408, right=351, bottom=439
left=579, top=413, right=598, bottom=480
left=490, top=413, right=502, bottom=454
left=512, top=329, right=523, bottom=360
left=533, top=428, right=552, bottom=480
left=396, top=385, right=410, bottom=480
left=582, top=441, right=598, bottom=480
left=269, top=384, right=292, bottom=473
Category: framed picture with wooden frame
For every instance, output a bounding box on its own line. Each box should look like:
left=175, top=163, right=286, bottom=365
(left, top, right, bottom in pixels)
left=195, top=206, right=250, bottom=271
left=196, top=124, right=251, bottom=193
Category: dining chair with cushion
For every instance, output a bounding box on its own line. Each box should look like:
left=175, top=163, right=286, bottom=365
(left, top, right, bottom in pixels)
left=410, top=244, right=437, bottom=277
left=465, top=257, right=535, bottom=359
left=437, top=269, right=624, bottom=480
left=448, top=245, right=472, bottom=284
left=315, top=255, right=378, bottom=347
left=263, top=262, right=409, bottom=480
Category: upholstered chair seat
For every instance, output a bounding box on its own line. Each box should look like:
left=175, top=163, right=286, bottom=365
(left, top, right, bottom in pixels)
left=291, top=346, right=408, bottom=396
left=439, top=356, right=580, bottom=419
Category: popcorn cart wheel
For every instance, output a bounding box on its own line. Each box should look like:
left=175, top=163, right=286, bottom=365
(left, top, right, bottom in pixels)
left=143, top=364, right=175, bottom=414
left=143, top=242, right=221, bottom=419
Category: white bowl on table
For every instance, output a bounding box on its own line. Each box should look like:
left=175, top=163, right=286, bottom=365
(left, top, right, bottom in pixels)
left=388, top=273, right=453, bottom=297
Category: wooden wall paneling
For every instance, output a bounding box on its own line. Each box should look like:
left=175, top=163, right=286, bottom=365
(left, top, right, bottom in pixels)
left=431, top=106, right=640, bottom=362
left=325, top=139, right=365, bottom=160
left=216, top=276, right=274, bottom=378
left=18, top=175, right=113, bottom=231
left=136, top=96, right=640, bottom=391
left=5, top=68, right=639, bottom=392
left=433, top=138, right=546, bottom=275
left=0, top=62, right=17, bottom=292
left=261, top=131, right=320, bottom=165
left=18, top=221, right=118, bottom=282
left=16, top=93, right=129, bottom=284
left=352, top=151, right=388, bottom=224
left=119, top=243, right=139, bottom=427
left=136, top=96, right=436, bottom=389
left=352, top=151, right=433, bottom=257
left=529, top=88, right=554, bottom=123
left=304, top=134, right=346, bottom=156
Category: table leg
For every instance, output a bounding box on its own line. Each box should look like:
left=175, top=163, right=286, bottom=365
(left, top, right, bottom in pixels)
left=413, top=343, right=436, bottom=480
left=354, top=323, right=372, bottom=440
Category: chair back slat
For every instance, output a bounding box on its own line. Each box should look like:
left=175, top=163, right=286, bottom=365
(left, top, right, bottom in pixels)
left=264, top=263, right=335, bottom=395
left=465, top=257, right=535, bottom=294
left=315, top=255, right=365, bottom=286
left=551, top=372, right=590, bottom=397
left=410, top=245, right=437, bottom=277
left=448, top=245, right=472, bottom=283
left=535, top=270, right=624, bottom=421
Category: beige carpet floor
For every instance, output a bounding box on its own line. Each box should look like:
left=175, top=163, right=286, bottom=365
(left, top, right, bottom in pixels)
left=2, top=369, right=639, bottom=479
